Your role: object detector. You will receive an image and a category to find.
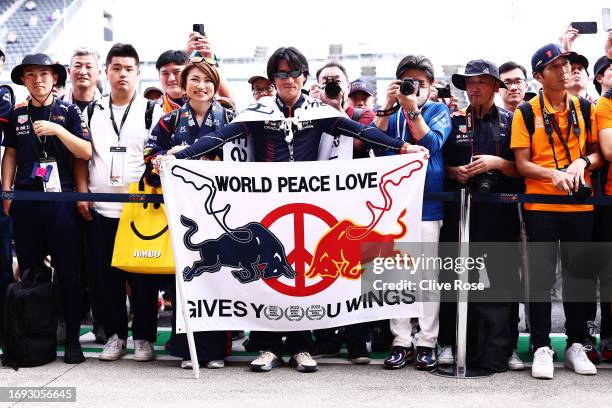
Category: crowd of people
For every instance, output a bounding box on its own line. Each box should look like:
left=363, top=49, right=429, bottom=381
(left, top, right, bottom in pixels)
left=0, top=25, right=611, bottom=380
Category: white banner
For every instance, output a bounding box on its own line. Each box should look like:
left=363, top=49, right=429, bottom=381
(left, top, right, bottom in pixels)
left=160, top=154, right=427, bottom=332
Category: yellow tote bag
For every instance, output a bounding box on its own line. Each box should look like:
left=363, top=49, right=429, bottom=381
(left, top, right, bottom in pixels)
left=111, top=181, right=175, bottom=274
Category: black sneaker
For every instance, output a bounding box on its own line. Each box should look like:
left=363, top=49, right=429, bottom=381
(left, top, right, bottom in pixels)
left=311, top=342, right=340, bottom=359
left=347, top=342, right=370, bottom=365
left=64, top=342, right=85, bottom=364
left=383, top=346, right=415, bottom=369
left=416, top=346, right=437, bottom=371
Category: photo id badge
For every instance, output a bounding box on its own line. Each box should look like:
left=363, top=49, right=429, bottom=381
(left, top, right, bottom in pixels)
left=40, top=157, right=62, bottom=192
left=109, top=146, right=127, bottom=186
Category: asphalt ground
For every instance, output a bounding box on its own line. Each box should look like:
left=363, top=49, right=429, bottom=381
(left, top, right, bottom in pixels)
left=1, top=303, right=610, bottom=408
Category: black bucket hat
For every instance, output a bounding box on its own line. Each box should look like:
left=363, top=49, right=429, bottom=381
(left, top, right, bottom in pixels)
left=11, top=53, right=67, bottom=86
left=593, top=55, right=611, bottom=95
left=451, top=59, right=507, bottom=91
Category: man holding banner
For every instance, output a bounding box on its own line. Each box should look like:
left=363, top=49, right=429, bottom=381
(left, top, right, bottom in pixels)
left=157, top=46, right=428, bottom=374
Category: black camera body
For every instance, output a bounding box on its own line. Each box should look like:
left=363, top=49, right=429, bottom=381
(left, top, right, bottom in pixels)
left=471, top=170, right=500, bottom=194
left=436, top=84, right=452, bottom=99
left=323, top=77, right=342, bottom=98
left=399, top=78, right=420, bottom=96
left=558, top=167, right=592, bottom=201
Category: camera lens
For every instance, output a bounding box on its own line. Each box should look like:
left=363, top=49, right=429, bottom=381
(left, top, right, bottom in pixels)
left=400, top=79, right=416, bottom=96
left=324, top=81, right=342, bottom=98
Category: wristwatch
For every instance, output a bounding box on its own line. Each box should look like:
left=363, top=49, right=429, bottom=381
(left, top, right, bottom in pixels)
left=406, top=109, right=421, bottom=121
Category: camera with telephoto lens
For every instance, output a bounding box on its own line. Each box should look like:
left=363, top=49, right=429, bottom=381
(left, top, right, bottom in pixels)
left=399, top=78, right=420, bottom=96
left=323, top=76, right=342, bottom=98
left=559, top=167, right=592, bottom=201
left=471, top=170, right=500, bottom=194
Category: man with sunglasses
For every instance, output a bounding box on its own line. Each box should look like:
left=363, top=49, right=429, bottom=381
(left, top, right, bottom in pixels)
left=163, top=46, right=427, bottom=373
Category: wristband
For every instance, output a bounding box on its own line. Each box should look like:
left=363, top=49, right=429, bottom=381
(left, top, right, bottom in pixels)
left=375, top=103, right=400, bottom=117
left=580, top=156, right=591, bottom=169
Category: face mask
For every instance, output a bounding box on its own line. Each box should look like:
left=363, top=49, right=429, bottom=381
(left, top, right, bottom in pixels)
left=417, top=85, right=429, bottom=107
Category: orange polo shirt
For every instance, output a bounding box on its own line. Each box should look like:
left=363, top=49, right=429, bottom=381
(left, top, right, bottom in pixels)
left=510, top=92, right=598, bottom=212
left=597, top=96, right=612, bottom=195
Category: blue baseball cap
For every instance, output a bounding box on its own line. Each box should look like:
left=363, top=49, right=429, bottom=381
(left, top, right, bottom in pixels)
left=531, top=43, right=576, bottom=74
left=349, top=79, right=374, bottom=96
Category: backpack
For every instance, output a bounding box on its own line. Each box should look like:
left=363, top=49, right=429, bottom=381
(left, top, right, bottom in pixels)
left=1, top=266, right=58, bottom=369
left=87, top=99, right=157, bottom=130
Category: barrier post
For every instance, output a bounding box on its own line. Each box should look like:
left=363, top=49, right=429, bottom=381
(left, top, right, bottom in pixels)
left=432, top=188, right=492, bottom=378
left=454, top=188, right=471, bottom=378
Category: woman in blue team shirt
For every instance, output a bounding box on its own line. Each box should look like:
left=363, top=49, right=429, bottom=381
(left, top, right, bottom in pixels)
left=146, top=58, right=233, bottom=369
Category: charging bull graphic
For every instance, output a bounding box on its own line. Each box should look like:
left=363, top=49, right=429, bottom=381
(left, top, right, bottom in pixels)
left=171, top=165, right=295, bottom=284
left=306, top=160, right=423, bottom=280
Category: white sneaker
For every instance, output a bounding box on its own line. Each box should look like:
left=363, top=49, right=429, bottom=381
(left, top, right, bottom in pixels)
left=564, top=343, right=597, bottom=375
left=134, top=339, right=155, bottom=362
left=205, top=360, right=225, bottom=369
left=180, top=359, right=193, bottom=369
left=250, top=351, right=283, bottom=372
left=438, top=345, right=454, bottom=365
left=508, top=350, right=525, bottom=370
left=99, top=334, right=127, bottom=361
left=531, top=346, right=554, bottom=379
left=289, top=352, right=318, bottom=373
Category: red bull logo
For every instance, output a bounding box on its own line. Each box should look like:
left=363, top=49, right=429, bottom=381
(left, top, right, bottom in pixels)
left=306, top=160, right=423, bottom=280
left=306, top=209, right=407, bottom=280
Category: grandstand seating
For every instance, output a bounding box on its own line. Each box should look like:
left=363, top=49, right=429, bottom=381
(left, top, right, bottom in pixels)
left=0, top=0, right=75, bottom=68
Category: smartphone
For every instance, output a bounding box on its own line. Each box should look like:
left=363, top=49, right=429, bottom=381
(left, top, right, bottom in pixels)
left=192, top=24, right=205, bottom=37
left=570, top=21, right=598, bottom=34
left=603, top=8, right=611, bottom=32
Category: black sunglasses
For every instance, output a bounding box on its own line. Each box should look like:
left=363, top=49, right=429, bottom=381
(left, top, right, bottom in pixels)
left=274, top=69, right=303, bottom=79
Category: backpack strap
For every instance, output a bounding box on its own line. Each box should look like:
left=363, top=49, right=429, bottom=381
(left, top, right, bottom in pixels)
left=145, top=100, right=156, bottom=131
left=518, top=101, right=535, bottom=158
left=578, top=96, right=592, bottom=140
left=86, top=101, right=97, bottom=128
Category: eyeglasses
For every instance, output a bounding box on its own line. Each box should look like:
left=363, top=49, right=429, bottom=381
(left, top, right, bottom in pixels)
left=252, top=85, right=275, bottom=95
left=502, top=79, right=526, bottom=87
left=274, top=69, right=302, bottom=79
left=190, top=55, right=218, bottom=66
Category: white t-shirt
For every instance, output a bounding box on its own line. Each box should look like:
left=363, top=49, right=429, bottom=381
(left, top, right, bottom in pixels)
left=88, top=96, right=163, bottom=218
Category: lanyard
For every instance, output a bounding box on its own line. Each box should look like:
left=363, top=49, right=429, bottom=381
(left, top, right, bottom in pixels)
left=466, top=105, right=501, bottom=158
left=109, top=94, right=135, bottom=143
left=538, top=91, right=581, bottom=169
left=27, top=98, right=55, bottom=158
